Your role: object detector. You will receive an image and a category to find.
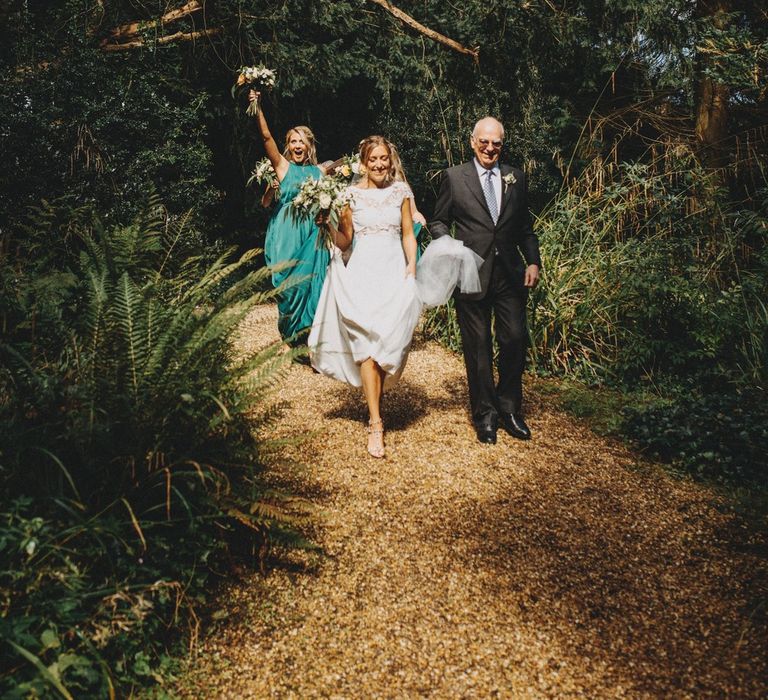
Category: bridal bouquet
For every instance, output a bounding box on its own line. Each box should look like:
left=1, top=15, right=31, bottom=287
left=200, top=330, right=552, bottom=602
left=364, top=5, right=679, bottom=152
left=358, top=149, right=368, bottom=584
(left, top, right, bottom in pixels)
left=291, top=175, right=353, bottom=250
left=247, top=158, right=279, bottom=190
left=233, top=65, right=277, bottom=116
left=331, top=153, right=361, bottom=183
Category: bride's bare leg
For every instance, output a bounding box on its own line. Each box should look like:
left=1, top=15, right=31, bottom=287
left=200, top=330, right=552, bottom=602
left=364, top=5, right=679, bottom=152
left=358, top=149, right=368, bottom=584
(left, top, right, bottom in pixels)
left=360, top=358, right=386, bottom=457
left=361, top=358, right=384, bottom=422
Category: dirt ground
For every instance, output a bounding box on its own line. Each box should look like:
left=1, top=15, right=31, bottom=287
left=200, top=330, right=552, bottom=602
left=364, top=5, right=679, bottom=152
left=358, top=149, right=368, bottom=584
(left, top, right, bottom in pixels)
left=177, top=304, right=767, bottom=698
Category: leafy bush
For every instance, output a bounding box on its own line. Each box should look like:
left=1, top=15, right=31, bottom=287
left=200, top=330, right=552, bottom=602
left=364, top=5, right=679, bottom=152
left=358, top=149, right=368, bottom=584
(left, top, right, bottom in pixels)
left=527, top=158, right=768, bottom=483
left=0, top=41, right=222, bottom=239
left=624, top=382, right=768, bottom=484
left=0, top=197, right=309, bottom=696
left=528, top=157, right=768, bottom=383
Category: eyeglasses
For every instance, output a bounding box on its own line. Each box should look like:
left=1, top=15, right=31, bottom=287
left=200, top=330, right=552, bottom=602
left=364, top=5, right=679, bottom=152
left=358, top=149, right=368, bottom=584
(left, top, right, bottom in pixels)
left=475, top=138, right=503, bottom=148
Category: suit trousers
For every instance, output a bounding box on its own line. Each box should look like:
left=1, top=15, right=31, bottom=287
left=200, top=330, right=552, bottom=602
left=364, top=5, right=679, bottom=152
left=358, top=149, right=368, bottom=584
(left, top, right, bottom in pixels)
left=454, top=258, right=528, bottom=427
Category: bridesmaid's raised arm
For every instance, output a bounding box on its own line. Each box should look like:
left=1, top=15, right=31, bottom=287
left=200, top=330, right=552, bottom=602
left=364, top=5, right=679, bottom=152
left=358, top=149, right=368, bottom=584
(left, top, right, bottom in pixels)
left=249, top=89, right=290, bottom=181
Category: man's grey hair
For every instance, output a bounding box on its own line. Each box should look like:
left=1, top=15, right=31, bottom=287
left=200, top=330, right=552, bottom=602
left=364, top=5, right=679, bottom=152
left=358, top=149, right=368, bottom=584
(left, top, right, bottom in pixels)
left=471, top=117, right=505, bottom=139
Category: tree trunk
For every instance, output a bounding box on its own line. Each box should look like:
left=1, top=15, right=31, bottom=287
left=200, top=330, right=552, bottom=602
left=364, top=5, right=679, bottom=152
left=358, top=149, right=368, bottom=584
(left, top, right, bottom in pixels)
left=694, top=0, right=731, bottom=172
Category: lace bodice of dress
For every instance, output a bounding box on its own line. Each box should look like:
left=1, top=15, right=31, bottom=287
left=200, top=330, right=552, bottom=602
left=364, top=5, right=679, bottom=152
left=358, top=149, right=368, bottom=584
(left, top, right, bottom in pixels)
left=349, top=181, right=413, bottom=238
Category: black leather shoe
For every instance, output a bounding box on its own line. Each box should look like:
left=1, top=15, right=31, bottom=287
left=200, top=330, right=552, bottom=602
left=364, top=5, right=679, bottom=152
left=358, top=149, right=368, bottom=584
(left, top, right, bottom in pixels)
left=475, top=425, right=497, bottom=444
left=500, top=413, right=531, bottom=440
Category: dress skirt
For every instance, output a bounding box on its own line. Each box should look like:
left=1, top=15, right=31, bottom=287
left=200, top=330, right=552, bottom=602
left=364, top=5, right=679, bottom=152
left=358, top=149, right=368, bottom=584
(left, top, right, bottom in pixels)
left=309, top=230, right=422, bottom=389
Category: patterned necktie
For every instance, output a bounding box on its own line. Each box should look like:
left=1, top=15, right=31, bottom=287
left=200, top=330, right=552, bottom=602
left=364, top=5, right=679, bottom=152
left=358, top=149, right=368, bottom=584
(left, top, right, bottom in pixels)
left=482, top=169, right=498, bottom=224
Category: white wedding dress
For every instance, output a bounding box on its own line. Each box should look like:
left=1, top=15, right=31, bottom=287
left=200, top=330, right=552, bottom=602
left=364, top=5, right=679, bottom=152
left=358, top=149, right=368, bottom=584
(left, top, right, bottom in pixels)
left=309, top=180, right=481, bottom=389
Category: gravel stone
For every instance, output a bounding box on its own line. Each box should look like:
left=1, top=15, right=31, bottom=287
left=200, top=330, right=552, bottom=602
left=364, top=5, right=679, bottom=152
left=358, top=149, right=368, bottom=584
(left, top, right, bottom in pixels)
left=177, top=304, right=768, bottom=698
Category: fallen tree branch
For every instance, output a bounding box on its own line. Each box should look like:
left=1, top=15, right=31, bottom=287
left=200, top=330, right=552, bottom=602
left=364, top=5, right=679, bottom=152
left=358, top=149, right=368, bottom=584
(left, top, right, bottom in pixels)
left=368, top=0, right=479, bottom=61
left=101, top=27, right=222, bottom=52
left=106, top=0, right=203, bottom=41
left=100, top=0, right=476, bottom=59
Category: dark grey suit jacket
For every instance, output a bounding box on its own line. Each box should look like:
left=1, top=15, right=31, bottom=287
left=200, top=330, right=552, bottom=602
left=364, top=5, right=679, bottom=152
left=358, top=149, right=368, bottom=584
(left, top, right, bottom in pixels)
left=429, top=161, right=541, bottom=300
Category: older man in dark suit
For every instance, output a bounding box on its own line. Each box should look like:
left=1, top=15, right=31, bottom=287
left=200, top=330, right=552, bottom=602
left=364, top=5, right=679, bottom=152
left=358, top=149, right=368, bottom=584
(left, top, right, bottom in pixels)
left=430, top=117, right=541, bottom=444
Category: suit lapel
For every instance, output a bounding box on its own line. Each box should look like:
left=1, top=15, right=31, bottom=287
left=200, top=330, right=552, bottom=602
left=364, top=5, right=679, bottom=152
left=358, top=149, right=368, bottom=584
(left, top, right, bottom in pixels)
left=462, top=162, right=495, bottom=226
left=497, top=164, right=517, bottom=220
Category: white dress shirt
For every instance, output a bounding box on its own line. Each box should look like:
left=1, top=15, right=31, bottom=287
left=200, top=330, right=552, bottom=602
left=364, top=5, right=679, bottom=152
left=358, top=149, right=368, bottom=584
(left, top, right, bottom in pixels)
left=474, top=159, right=502, bottom=209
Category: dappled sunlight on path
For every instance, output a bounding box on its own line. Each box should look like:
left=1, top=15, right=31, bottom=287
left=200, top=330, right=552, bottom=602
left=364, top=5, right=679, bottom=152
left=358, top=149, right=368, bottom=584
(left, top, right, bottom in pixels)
left=179, top=305, right=767, bottom=698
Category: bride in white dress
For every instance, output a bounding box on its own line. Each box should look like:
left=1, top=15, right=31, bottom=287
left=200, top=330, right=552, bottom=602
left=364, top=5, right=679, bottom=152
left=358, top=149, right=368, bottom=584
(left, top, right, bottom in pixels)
left=309, top=135, right=481, bottom=458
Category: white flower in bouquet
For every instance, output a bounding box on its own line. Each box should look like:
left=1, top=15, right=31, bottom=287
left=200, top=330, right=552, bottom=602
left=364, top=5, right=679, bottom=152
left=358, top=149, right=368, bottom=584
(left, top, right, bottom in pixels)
left=246, top=157, right=279, bottom=191
left=240, top=66, right=276, bottom=88
left=233, top=64, right=277, bottom=116
left=291, top=175, right=354, bottom=250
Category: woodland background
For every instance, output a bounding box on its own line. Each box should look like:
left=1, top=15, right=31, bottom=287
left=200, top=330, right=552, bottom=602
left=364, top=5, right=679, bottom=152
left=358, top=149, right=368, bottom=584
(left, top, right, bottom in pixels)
left=1, top=0, right=766, bottom=695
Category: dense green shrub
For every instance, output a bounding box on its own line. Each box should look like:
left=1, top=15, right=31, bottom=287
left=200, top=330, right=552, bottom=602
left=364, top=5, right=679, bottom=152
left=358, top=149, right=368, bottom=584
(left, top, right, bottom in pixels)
left=530, top=162, right=767, bottom=384
left=1, top=42, right=221, bottom=238
left=623, top=382, right=768, bottom=484
left=0, top=198, right=309, bottom=696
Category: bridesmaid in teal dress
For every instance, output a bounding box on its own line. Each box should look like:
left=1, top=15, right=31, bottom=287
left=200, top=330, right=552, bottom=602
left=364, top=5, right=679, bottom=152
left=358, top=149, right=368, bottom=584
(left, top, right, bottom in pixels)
left=249, top=90, right=329, bottom=344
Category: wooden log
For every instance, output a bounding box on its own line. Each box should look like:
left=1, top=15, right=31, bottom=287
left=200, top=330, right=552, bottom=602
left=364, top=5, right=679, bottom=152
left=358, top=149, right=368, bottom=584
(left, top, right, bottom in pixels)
left=107, top=0, right=203, bottom=40
left=101, top=27, right=222, bottom=52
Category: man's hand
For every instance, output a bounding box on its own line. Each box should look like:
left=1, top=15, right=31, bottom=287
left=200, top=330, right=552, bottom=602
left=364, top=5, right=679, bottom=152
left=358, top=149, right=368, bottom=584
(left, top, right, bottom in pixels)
left=524, top=264, right=540, bottom=288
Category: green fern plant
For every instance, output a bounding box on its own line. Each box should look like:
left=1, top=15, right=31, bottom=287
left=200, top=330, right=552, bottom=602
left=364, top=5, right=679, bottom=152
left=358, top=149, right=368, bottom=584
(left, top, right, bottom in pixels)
left=1, top=196, right=313, bottom=697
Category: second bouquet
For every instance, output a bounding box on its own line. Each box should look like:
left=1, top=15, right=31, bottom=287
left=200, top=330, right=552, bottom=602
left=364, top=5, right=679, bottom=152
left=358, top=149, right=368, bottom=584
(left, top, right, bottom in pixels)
left=291, top=175, right=354, bottom=250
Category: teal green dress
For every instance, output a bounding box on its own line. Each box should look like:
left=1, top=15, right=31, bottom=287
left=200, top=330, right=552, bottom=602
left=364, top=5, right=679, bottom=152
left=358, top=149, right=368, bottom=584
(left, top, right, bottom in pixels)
left=414, top=222, right=423, bottom=261
left=264, top=162, right=330, bottom=343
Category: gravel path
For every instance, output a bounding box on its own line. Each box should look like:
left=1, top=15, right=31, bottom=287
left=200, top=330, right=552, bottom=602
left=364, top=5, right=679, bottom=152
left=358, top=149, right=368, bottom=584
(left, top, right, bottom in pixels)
left=178, top=304, right=767, bottom=698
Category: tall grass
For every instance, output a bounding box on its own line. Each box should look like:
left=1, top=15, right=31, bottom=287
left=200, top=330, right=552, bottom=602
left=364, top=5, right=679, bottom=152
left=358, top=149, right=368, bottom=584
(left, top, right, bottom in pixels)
left=530, top=151, right=768, bottom=387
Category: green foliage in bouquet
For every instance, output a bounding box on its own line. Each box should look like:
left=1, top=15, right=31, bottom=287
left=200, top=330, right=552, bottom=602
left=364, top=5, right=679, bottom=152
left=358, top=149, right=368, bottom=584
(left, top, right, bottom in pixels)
left=290, top=174, right=354, bottom=250
left=247, top=157, right=280, bottom=191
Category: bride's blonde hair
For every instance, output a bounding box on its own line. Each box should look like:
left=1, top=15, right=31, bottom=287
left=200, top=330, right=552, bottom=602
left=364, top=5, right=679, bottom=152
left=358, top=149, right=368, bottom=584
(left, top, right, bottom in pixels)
left=358, top=135, right=398, bottom=181
left=388, top=142, right=410, bottom=185
left=283, top=126, right=318, bottom=165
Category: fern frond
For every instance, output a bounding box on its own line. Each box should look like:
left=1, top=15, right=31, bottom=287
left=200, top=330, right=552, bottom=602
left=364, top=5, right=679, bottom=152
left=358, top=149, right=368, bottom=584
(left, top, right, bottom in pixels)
left=112, top=272, right=149, bottom=400
left=141, top=306, right=182, bottom=385
left=248, top=501, right=309, bottom=527
left=181, top=248, right=244, bottom=303
left=218, top=266, right=276, bottom=306
left=81, top=266, right=113, bottom=391
left=157, top=208, right=194, bottom=278
left=78, top=229, right=108, bottom=279
left=0, top=342, right=39, bottom=394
